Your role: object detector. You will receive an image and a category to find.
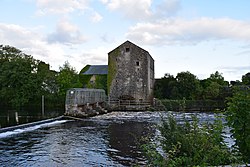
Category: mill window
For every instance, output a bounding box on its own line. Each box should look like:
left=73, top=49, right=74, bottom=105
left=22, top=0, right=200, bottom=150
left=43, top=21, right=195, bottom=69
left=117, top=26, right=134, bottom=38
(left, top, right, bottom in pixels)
left=126, top=47, right=130, bottom=52
left=136, top=61, right=140, bottom=66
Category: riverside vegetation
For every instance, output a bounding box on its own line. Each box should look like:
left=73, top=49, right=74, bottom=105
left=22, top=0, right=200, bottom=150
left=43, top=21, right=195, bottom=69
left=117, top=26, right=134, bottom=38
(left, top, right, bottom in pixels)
left=1, top=45, right=250, bottom=165
left=142, top=85, right=250, bottom=166
left=142, top=113, right=242, bottom=166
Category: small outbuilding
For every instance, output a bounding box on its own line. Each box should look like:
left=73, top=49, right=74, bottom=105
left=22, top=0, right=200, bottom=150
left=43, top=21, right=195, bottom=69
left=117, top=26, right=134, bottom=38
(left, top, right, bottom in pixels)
left=65, top=88, right=107, bottom=117
left=80, top=65, right=108, bottom=92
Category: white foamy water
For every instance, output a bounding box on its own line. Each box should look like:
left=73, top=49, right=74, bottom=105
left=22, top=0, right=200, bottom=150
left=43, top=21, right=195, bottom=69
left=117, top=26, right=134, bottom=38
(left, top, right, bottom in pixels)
left=0, top=120, right=68, bottom=139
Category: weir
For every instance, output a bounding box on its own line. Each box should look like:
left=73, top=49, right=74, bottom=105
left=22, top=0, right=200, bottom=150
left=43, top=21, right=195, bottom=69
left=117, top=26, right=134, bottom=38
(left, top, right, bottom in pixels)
left=64, top=88, right=166, bottom=118
left=0, top=116, right=65, bottom=134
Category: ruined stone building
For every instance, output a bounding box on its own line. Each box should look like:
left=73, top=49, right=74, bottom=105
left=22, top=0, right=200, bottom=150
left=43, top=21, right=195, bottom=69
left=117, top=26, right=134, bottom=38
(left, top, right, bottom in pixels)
left=107, top=41, right=154, bottom=103
left=80, top=41, right=155, bottom=104
left=66, top=41, right=155, bottom=115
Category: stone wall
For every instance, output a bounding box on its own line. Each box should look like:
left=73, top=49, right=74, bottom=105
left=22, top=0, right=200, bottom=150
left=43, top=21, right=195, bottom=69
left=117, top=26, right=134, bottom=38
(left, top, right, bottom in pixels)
left=108, top=41, right=154, bottom=103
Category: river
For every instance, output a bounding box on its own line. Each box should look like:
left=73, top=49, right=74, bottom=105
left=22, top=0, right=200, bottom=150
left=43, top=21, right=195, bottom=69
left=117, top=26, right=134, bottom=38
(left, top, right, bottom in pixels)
left=0, top=111, right=233, bottom=166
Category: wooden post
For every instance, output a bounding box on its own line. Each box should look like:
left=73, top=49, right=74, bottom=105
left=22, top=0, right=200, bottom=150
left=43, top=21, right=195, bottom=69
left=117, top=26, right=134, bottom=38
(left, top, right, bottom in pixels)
left=15, top=112, right=19, bottom=124
left=7, top=111, right=10, bottom=124
left=42, top=95, right=44, bottom=117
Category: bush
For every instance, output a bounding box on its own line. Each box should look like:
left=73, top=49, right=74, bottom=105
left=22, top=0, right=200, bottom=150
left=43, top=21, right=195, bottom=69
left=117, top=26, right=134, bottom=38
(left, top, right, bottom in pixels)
left=142, top=113, right=240, bottom=166
left=227, top=86, right=250, bottom=163
left=161, top=99, right=225, bottom=112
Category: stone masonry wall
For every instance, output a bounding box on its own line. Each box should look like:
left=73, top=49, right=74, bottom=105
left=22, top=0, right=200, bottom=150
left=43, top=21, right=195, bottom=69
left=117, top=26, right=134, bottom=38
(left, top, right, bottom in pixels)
left=108, top=41, right=154, bottom=103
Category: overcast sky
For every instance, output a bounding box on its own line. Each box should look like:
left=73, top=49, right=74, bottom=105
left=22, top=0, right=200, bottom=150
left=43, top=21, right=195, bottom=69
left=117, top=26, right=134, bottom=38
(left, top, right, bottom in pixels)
left=1, top=0, right=250, bottom=81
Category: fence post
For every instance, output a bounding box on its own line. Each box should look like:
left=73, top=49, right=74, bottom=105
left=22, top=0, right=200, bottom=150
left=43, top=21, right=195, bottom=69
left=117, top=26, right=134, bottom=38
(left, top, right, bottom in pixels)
left=42, top=95, right=45, bottom=117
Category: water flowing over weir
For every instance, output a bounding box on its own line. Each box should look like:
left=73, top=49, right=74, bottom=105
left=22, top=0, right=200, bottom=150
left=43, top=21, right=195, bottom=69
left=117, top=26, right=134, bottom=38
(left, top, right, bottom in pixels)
left=0, top=112, right=234, bottom=166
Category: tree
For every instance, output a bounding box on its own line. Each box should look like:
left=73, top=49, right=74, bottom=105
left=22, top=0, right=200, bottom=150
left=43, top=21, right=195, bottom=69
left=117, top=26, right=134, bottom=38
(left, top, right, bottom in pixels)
left=201, top=71, right=230, bottom=101
left=203, top=82, right=221, bottom=99
left=227, top=86, right=250, bottom=163
left=37, top=61, right=59, bottom=95
left=176, top=71, right=201, bottom=100
left=154, top=73, right=178, bottom=99
left=209, top=71, right=228, bottom=86
left=56, top=61, right=82, bottom=96
left=0, top=45, right=39, bottom=109
left=242, top=72, right=250, bottom=85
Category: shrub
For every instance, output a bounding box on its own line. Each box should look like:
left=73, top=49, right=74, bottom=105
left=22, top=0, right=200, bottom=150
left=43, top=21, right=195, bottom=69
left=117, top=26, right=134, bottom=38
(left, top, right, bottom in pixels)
left=227, top=86, right=250, bottom=163
left=161, top=99, right=225, bottom=112
left=142, top=113, right=240, bottom=166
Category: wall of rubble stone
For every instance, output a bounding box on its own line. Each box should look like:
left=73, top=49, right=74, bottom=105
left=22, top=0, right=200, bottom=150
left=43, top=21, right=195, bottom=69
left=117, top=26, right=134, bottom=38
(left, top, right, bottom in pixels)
left=108, top=41, right=154, bottom=103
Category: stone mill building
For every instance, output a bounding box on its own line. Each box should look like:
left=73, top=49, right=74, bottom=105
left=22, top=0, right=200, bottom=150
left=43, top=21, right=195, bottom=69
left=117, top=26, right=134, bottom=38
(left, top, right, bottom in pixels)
left=65, top=41, right=155, bottom=116
left=107, top=41, right=154, bottom=104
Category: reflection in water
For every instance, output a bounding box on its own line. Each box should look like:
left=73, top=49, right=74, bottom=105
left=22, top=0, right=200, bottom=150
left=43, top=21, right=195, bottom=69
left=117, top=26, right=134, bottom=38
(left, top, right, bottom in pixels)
left=0, top=111, right=233, bottom=166
left=108, top=121, right=153, bottom=166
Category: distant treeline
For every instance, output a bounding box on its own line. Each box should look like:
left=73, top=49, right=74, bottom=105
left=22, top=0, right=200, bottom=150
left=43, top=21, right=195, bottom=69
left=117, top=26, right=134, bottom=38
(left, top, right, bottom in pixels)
left=154, top=71, right=250, bottom=111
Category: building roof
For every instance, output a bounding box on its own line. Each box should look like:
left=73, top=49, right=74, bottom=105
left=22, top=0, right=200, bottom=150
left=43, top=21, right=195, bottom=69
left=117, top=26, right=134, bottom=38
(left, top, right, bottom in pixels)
left=108, top=40, right=154, bottom=61
left=82, top=65, right=108, bottom=75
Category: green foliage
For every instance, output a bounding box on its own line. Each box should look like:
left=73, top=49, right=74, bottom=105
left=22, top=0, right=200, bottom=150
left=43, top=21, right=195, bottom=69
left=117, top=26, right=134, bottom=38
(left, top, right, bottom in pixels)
left=161, top=99, right=225, bottom=112
left=36, top=62, right=59, bottom=96
left=85, top=75, right=107, bottom=93
left=154, top=71, right=231, bottom=111
left=107, top=48, right=119, bottom=94
left=154, top=71, right=202, bottom=100
left=142, top=113, right=241, bottom=166
left=227, top=86, right=250, bottom=163
left=79, top=65, right=107, bottom=93
left=242, top=72, right=250, bottom=85
left=201, top=71, right=229, bottom=101
left=176, top=71, right=201, bottom=100
left=208, top=71, right=229, bottom=86
left=57, top=61, right=82, bottom=96
left=203, top=81, right=221, bottom=99
left=79, top=65, right=91, bottom=87
left=0, top=45, right=39, bottom=109
left=154, top=73, right=179, bottom=99
left=0, top=45, right=103, bottom=110
left=94, top=75, right=107, bottom=92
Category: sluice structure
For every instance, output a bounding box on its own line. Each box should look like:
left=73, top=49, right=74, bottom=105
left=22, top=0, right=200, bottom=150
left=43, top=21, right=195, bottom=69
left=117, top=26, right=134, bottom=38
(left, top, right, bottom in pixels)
left=65, top=88, right=107, bottom=117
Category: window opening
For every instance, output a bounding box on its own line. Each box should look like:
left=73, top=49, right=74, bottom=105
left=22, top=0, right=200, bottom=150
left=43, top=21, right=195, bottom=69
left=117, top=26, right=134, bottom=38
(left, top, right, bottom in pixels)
left=126, top=47, right=130, bottom=52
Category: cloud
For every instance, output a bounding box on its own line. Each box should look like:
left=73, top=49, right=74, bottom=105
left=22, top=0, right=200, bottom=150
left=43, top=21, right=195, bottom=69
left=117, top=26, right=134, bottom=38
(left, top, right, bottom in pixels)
left=79, top=47, right=108, bottom=66
left=155, top=0, right=180, bottom=18
left=100, top=33, right=116, bottom=43
left=47, top=19, right=87, bottom=45
left=90, top=11, right=103, bottom=23
left=236, top=49, right=250, bottom=56
left=36, top=0, right=89, bottom=15
left=0, top=23, right=38, bottom=48
left=101, top=0, right=180, bottom=20
left=219, top=66, right=250, bottom=81
left=0, top=22, right=109, bottom=73
left=35, top=0, right=103, bottom=23
left=126, top=18, right=250, bottom=45
left=0, top=22, right=69, bottom=69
